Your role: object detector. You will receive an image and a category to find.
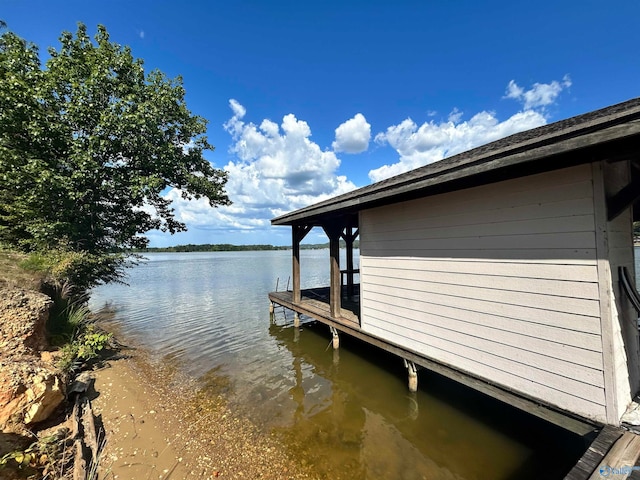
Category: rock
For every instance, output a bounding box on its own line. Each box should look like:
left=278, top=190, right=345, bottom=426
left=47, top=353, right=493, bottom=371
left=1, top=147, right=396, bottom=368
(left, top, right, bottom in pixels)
left=0, top=359, right=65, bottom=432
left=0, top=288, right=52, bottom=357
left=24, top=373, right=65, bottom=424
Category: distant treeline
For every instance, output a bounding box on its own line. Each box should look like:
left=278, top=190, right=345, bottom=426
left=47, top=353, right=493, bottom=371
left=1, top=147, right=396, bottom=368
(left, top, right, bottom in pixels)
left=136, top=240, right=359, bottom=253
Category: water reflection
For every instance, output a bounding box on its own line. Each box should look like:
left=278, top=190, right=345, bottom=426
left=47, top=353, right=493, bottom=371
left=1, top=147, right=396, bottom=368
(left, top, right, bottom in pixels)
left=264, top=320, right=583, bottom=480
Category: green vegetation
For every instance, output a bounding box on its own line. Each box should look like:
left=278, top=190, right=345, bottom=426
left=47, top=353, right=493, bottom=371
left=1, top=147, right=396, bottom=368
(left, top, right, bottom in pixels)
left=0, top=23, right=230, bottom=289
left=141, top=243, right=290, bottom=252
left=139, top=239, right=360, bottom=252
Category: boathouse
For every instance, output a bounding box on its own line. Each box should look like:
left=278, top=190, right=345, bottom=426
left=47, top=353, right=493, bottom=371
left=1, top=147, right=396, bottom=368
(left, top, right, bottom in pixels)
left=269, top=98, right=640, bottom=433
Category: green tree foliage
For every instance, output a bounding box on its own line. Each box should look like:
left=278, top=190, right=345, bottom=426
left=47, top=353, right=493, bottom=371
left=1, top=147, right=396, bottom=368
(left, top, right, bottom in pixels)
left=0, top=24, right=230, bottom=287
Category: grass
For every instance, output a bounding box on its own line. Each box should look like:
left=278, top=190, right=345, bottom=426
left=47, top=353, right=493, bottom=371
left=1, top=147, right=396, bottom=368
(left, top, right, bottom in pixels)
left=0, top=249, right=45, bottom=290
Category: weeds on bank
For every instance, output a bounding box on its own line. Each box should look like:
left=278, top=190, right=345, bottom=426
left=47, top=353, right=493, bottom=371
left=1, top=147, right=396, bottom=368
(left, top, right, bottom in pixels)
left=0, top=430, right=68, bottom=479
left=49, top=289, right=112, bottom=374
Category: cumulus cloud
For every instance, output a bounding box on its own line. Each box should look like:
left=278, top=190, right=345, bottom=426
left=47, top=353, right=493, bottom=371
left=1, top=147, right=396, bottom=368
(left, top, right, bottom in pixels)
left=332, top=113, right=371, bottom=153
left=159, top=100, right=358, bottom=236
left=369, top=76, right=571, bottom=182
left=370, top=109, right=547, bottom=182
left=505, top=75, right=572, bottom=110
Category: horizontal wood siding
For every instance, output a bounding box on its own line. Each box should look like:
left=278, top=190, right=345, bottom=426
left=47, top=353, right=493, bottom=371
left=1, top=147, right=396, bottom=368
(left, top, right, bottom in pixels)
left=359, top=164, right=607, bottom=421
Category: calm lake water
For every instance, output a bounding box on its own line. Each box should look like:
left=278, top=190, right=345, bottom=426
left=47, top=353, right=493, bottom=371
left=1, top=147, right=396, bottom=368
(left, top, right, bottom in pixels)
left=90, top=248, right=640, bottom=479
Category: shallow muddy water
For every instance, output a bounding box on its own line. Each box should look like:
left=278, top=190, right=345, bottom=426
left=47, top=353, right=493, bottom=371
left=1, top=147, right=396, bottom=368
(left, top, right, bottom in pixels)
left=90, top=248, right=640, bottom=479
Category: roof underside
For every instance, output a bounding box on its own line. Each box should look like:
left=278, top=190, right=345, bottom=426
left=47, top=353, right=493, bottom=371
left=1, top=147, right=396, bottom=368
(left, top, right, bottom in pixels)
left=272, top=97, right=640, bottom=226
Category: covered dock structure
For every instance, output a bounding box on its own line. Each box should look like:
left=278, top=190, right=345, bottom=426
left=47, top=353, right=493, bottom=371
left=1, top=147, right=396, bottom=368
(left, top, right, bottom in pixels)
left=269, top=98, right=640, bottom=434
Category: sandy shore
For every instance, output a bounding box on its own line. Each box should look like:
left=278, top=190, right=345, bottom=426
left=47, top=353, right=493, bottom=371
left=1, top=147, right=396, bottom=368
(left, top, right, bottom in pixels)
left=91, top=347, right=316, bottom=480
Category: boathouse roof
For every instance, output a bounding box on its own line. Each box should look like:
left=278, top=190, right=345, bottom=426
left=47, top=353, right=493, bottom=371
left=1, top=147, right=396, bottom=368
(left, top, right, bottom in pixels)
left=272, top=97, right=640, bottom=226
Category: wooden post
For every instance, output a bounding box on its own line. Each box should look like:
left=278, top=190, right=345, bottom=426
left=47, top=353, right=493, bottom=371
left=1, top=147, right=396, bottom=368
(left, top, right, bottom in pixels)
left=323, top=222, right=343, bottom=318
left=292, top=225, right=311, bottom=303
left=341, top=226, right=359, bottom=298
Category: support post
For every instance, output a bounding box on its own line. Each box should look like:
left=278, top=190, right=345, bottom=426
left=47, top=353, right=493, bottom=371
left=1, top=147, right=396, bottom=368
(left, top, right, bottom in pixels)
left=323, top=222, right=343, bottom=318
left=292, top=225, right=312, bottom=303
left=294, top=312, right=300, bottom=328
left=341, top=225, right=359, bottom=298
left=330, top=326, right=339, bottom=349
left=404, top=359, right=418, bottom=392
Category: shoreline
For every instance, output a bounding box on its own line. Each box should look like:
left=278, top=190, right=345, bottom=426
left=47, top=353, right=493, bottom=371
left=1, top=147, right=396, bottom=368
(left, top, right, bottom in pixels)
left=92, top=334, right=317, bottom=480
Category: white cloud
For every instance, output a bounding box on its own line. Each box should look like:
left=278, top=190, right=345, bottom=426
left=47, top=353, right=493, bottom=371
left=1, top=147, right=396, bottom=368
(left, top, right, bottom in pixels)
left=332, top=113, right=371, bottom=153
left=505, top=75, right=571, bottom=110
left=370, top=109, right=547, bottom=182
left=159, top=100, right=358, bottom=236
left=369, top=76, right=571, bottom=182
left=138, top=30, right=145, bottom=39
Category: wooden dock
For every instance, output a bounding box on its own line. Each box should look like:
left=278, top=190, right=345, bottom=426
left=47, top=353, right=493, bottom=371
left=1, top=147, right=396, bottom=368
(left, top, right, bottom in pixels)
left=565, top=426, right=640, bottom=479
left=269, top=287, right=597, bottom=437
left=269, top=286, right=361, bottom=329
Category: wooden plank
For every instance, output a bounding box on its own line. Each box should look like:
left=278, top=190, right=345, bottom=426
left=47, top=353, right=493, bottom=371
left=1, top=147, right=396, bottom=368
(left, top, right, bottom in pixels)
left=360, top=172, right=593, bottom=229
left=593, top=162, right=620, bottom=425
left=268, top=290, right=598, bottom=436
left=361, top=197, right=593, bottom=240
left=361, top=289, right=602, bottom=351
left=588, top=432, right=640, bottom=480
left=358, top=271, right=603, bottom=334
left=363, top=309, right=604, bottom=390
left=363, top=322, right=607, bottom=420
left=363, top=197, right=597, bottom=237
left=363, top=278, right=601, bottom=317
left=362, top=256, right=599, bottom=281
left=363, top=265, right=600, bottom=300
left=361, top=298, right=604, bottom=371
left=361, top=231, right=597, bottom=251
left=362, top=315, right=605, bottom=402
left=360, top=247, right=598, bottom=262
left=564, top=425, right=623, bottom=480
left=360, top=166, right=594, bottom=226
left=363, top=214, right=596, bottom=244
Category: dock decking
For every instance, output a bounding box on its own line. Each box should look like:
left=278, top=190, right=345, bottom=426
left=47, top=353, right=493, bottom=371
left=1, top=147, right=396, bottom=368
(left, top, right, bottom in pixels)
left=268, top=286, right=361, bottom=329
left=565, top=426, right=640, bottom=479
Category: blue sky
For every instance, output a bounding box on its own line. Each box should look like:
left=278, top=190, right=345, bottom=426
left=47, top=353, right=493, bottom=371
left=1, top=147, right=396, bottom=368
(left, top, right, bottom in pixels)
left=3, top=0, right=640, bottom=246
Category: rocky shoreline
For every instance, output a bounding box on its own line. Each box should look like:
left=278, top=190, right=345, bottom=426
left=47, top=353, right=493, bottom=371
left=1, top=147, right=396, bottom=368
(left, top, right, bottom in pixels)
left=0, top=287, right=71, bottom=478
left=0, top=285, right=319, bottom=480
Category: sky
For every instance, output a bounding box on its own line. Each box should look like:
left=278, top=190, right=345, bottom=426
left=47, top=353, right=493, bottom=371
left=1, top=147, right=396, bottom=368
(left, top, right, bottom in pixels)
left=3, top=0, right=640, bottom=246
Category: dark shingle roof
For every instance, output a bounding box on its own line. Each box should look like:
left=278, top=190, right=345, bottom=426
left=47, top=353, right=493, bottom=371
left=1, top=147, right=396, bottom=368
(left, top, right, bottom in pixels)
left=272, top=97, right=640, bottom=226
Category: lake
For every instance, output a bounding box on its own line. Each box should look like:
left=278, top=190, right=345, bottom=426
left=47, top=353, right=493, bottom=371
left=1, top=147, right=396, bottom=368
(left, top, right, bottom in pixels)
left=90, top=248, right=640, bottom=479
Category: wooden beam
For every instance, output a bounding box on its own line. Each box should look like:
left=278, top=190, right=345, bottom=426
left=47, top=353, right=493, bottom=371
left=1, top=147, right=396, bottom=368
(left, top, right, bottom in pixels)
left=292, top=225, right=312, bottom=303
left=588, top=432, right=640, bottom=480
left=341, top=226, right=360, bottom=298
left=607, top=177, right=640, bottom=221
left=322, top=222, right=343, bottom=318
left=564, top=426, right=623, bottom=480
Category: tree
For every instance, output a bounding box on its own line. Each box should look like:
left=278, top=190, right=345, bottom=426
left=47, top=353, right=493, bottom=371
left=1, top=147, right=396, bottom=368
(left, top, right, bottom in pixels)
left=0, top=24, right=230, bottom=287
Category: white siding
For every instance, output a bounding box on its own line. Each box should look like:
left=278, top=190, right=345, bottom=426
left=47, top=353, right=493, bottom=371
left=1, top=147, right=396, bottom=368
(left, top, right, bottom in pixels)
left=359, top=164, right=607, bottom=421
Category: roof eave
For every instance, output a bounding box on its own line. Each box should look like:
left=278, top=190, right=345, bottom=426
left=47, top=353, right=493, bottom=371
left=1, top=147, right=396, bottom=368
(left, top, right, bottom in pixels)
left=272, top=98, right=640, bottom=226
